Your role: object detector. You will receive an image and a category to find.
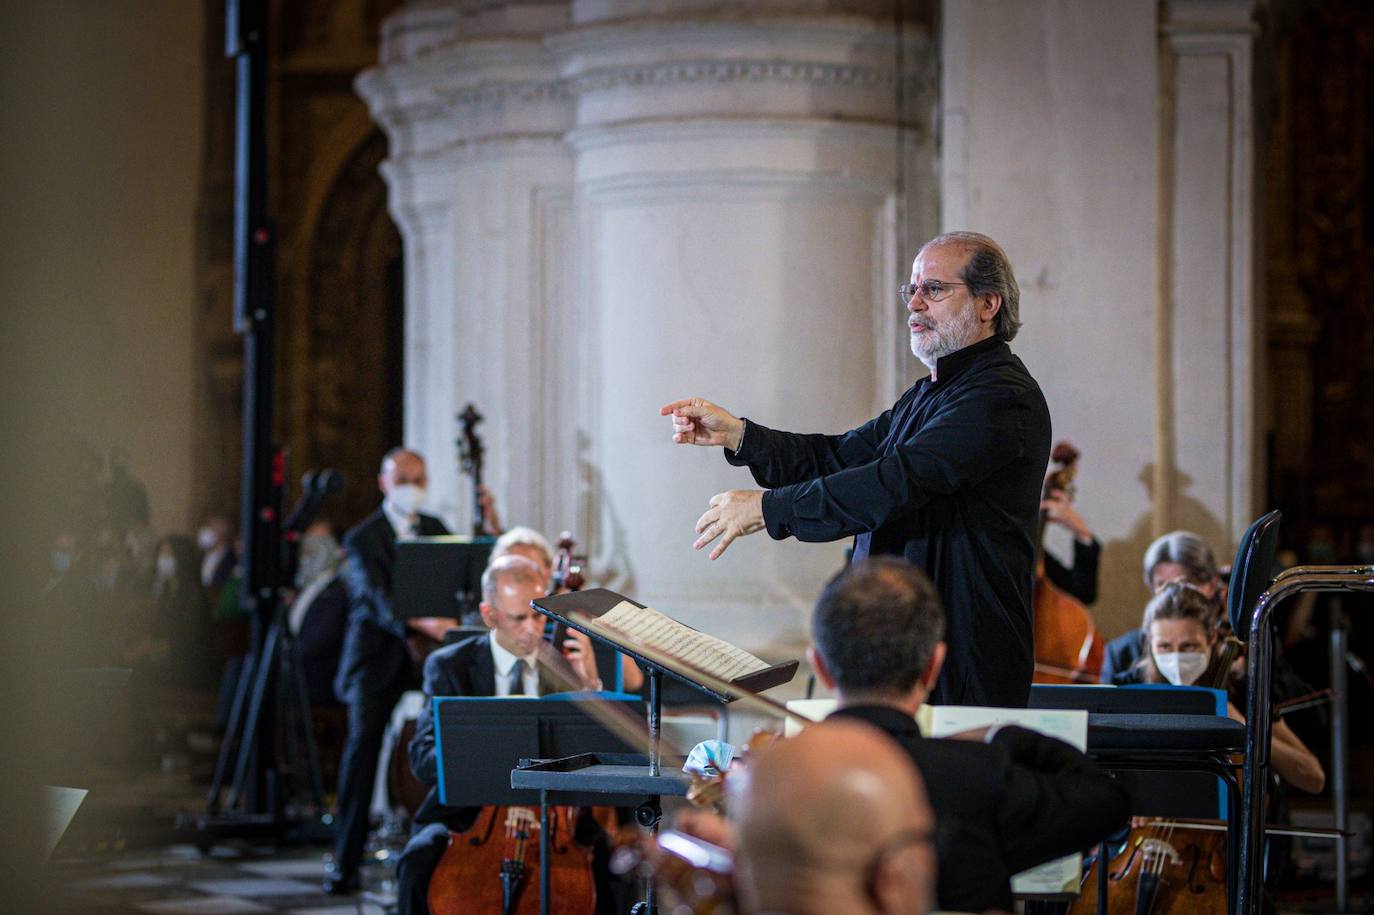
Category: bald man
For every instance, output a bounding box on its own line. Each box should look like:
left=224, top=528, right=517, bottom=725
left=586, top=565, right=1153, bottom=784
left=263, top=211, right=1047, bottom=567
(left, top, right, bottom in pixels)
left=327, top=448, right=451, bottom=894
left=732, top=720, right=937, bottom=915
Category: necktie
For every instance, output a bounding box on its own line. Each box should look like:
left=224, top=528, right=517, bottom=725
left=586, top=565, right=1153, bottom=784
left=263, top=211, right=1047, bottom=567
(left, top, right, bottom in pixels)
left=509, top=659, right=528, bottom=696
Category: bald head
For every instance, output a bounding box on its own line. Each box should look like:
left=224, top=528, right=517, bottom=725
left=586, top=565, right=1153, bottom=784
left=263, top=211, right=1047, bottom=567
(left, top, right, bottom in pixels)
left=732, top=720, right=936, bottom=915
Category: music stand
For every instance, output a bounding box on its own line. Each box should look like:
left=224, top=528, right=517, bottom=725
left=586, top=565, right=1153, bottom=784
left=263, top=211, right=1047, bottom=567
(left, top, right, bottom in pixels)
left=532, top=588, right=798, bottom=776
left=394, top=535, right=494, bottom=623
left=528, top=589, right=798, bottom=915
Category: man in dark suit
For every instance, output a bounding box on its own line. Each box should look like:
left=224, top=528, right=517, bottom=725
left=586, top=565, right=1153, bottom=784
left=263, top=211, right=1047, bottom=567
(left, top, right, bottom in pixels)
left=810, top=557, right=1130, bottom=913
left=396, top=554, right=602, bottom=914
left=326, top=448, right=452, bottom=893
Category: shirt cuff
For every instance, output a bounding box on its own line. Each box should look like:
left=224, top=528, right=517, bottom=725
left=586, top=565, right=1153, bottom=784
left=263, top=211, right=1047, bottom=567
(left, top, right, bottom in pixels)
left=761, top=487, right=795, bottom=540
left=724, top=418, right=756, bottom=466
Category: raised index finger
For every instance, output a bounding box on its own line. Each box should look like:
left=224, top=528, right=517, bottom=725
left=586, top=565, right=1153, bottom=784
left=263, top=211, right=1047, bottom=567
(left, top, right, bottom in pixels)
left=660, top=398, right=704, bottom=416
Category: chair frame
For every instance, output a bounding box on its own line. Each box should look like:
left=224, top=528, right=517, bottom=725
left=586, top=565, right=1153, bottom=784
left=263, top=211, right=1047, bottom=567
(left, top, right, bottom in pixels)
left=1235, top=562, right=1374, bottom=914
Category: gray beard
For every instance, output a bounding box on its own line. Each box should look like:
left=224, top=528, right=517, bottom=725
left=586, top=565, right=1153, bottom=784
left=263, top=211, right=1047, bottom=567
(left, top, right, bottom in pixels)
left=909, top=303, right=981, bottom=369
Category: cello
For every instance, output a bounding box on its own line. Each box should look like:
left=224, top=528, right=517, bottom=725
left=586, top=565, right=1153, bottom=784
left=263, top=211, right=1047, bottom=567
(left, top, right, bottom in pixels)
left=1032, top=441, right=1105, bottom=684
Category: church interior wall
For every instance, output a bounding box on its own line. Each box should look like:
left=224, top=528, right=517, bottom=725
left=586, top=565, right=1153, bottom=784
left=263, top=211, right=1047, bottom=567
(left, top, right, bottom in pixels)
left=1, top=1, right=205, bottom=538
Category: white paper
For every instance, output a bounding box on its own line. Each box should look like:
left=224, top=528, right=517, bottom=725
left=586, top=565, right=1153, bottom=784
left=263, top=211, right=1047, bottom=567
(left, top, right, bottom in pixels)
left=596, top=600, right=769, bottom=683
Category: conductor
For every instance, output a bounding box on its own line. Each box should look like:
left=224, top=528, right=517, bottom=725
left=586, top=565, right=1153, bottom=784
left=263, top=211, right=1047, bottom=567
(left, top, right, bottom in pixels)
left=662, top=232, right=1050, bottom=707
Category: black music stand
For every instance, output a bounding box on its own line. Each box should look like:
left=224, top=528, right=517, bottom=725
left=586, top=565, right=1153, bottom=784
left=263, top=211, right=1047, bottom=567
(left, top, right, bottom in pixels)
left=394, top=535, right=494, bottom=624
left=434, top=694, right=647, bottom=914
left=528, top=588, right=798, bottom=915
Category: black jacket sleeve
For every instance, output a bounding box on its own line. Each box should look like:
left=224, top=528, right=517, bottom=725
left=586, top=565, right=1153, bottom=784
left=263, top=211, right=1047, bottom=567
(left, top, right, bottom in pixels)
left=409, top=649, right=467, bottom=786
left=723, top=406, right=897, bottom=489
left=1043, top=538, right=1100, bottom=605
left=988, top=725, right=1130, bottom=875
left=759, top=379, right=1032, bottom=542
left=340, top=524, right=404, bottom=638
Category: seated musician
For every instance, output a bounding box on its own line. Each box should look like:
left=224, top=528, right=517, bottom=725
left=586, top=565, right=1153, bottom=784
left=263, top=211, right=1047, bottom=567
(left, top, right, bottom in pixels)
left=809, top=557, right=1131, bottom=913
left=395, top=554, right=605, bottom=915
left=732, top=719, right=938, bottom=915
left=490, top=523, right=645, bottom=693
left=1100, top=530, right=1222, bottom=682
left=1113, top=581, right=1325, bottom=794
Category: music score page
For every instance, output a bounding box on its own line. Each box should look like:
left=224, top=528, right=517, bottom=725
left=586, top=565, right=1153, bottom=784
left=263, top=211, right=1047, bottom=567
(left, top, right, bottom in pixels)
left=595, top=600, right=769, bottom=683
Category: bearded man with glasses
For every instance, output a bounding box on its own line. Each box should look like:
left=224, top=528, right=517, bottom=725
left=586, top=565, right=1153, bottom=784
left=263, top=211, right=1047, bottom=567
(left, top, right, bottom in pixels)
left=663, top=232, right=1051, bottom=707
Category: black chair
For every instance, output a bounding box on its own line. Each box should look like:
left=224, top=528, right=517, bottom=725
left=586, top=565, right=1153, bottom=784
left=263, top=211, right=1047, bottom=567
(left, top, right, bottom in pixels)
left=1234, top=538, right=1374, bottom=912
left=1027, top=509, right=1286, bottom=914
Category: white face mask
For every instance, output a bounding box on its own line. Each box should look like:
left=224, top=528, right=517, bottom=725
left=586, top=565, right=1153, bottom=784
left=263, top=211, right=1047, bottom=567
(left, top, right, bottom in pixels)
left=197, top=527, right=218, bottom=551
left=386, top=483, right=427, bottom=517
left=156, top=554, right=177, bottom=579
left=1154, top=651, right=1209, bottom=686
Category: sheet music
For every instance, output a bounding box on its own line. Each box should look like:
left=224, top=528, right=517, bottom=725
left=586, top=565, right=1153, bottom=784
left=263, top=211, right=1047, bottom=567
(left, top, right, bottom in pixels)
left=596, top=600, right=769, bottom=683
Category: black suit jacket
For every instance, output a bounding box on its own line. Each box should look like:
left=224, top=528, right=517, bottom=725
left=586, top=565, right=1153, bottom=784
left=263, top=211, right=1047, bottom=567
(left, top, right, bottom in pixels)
left=334, top=506, right=450, bottom=702
left=831, top=704, right=1129, bottom=913
left=407, top=634, right=497, bottom=829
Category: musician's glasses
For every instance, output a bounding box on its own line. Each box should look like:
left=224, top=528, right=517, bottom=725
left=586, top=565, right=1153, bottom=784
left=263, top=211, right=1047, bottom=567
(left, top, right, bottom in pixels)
left=899, top=280, right=968, bottom=306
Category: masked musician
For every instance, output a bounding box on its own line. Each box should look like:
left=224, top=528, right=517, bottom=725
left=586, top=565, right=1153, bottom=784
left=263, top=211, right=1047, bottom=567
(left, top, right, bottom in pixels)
left=326, top=448, right=451, bottom=894
left=810, top=557, right=1130, bottom=913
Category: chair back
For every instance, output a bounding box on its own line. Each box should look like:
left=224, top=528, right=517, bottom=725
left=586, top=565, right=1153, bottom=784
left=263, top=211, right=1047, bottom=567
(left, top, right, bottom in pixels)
left=1227, top=510, right=1282, bottom=639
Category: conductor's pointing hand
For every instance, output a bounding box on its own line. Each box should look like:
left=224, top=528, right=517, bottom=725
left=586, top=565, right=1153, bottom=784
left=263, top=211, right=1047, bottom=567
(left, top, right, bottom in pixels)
left=694, top=490, right=764, bottom=560
left=660, top=398, right=745, bottom=451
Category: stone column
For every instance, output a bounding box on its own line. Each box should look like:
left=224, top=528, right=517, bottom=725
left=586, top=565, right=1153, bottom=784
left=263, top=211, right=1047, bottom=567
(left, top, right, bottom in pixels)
left=359, top=2, right=577, bottom=531
left=1159, top=0, right=1261, bottom=544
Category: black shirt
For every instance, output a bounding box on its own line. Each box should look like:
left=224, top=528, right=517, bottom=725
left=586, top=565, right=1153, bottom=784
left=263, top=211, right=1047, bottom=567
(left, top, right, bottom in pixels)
left=831, top=704, right=1130, bottom=912
left=727, top=335, right=1051, bottom=706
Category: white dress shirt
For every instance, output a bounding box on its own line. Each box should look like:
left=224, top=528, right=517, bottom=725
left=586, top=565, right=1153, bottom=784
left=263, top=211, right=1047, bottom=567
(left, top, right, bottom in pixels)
left=489, top=635, right=539, bottom=697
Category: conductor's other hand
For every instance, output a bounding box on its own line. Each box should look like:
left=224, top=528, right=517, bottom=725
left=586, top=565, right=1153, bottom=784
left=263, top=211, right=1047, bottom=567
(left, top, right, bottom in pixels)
left=660, top=398, right=745, bottom=451
left=694, top=490, right=765, bottom=560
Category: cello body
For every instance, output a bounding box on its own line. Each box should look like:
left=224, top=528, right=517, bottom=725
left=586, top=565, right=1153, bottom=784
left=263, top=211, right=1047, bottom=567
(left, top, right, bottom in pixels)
left=1032, top=441, right=1105, bottom=684
left=1069, top=821, right=1227, bottom=915
left=428, top=805, right=603, bottom=915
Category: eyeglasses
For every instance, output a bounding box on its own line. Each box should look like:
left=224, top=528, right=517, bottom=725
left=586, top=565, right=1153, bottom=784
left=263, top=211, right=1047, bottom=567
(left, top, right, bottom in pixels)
left=899, top=280, right=967, bottom=306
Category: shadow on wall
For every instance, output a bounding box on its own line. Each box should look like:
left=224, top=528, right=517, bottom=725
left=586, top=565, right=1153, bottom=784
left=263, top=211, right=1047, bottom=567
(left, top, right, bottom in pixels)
left=578, top=428, right=635, bottom=596
left=1097, top=462, right=1227, bottom=639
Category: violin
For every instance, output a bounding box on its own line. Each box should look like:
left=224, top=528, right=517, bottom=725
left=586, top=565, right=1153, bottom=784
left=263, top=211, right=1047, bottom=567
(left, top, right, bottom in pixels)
left=553, top=531, right=586, bottom=593
left=611, top=827, right=739, bottom=915
left=1068, top=818, right=1227, bottom=915
left=1032, top=441, right=1105, bottom=684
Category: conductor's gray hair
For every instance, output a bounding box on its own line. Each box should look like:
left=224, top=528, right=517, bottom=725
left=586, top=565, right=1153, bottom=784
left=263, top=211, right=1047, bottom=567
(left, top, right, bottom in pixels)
left=920, top=231, right=1022, bottom=342
left=1142, top=530, right=1219, bottom=590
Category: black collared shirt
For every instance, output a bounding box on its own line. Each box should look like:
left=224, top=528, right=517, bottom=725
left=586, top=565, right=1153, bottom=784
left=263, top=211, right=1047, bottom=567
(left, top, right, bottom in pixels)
left=726, top=335, right=1051, bottom=706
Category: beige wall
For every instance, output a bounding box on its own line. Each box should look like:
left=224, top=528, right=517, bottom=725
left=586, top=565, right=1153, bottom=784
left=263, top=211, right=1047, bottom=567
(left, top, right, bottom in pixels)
left=0, top=6, right=202, bottom=894
left=1, top=0, right=204, bottom=537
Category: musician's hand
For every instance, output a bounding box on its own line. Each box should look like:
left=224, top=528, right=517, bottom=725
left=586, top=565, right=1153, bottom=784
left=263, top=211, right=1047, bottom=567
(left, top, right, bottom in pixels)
left=1040, top=491, right=1093, bottom=544
left=694, top=490, right=765, bottom=560
left=476, top=484, right=503, bottom=537
left=660, top=398, right=745, bottom=451
left=562, top=628, right=602, bottom=690
left=672, top=808, right=737, bottom=851
left=946, top=726, right=992, bottom=742
left=409, top=616, right=459, bottom=642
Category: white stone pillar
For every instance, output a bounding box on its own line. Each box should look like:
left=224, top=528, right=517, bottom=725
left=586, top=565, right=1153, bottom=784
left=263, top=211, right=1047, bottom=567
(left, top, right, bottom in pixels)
left=1159, top=0, right=1261, bottom=545
left=359, top=2, right=577, bottom=533
left=556, top=5, right=935, bottom=649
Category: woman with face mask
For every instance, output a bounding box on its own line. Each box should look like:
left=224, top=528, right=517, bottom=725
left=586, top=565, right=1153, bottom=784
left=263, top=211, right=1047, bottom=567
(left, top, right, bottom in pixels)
left=1123, top=582, right=1325, bottom=795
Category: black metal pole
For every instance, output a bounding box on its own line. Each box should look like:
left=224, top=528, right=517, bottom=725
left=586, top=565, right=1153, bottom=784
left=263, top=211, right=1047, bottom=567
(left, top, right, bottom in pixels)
left=228, top=0, right=281, bottom=818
